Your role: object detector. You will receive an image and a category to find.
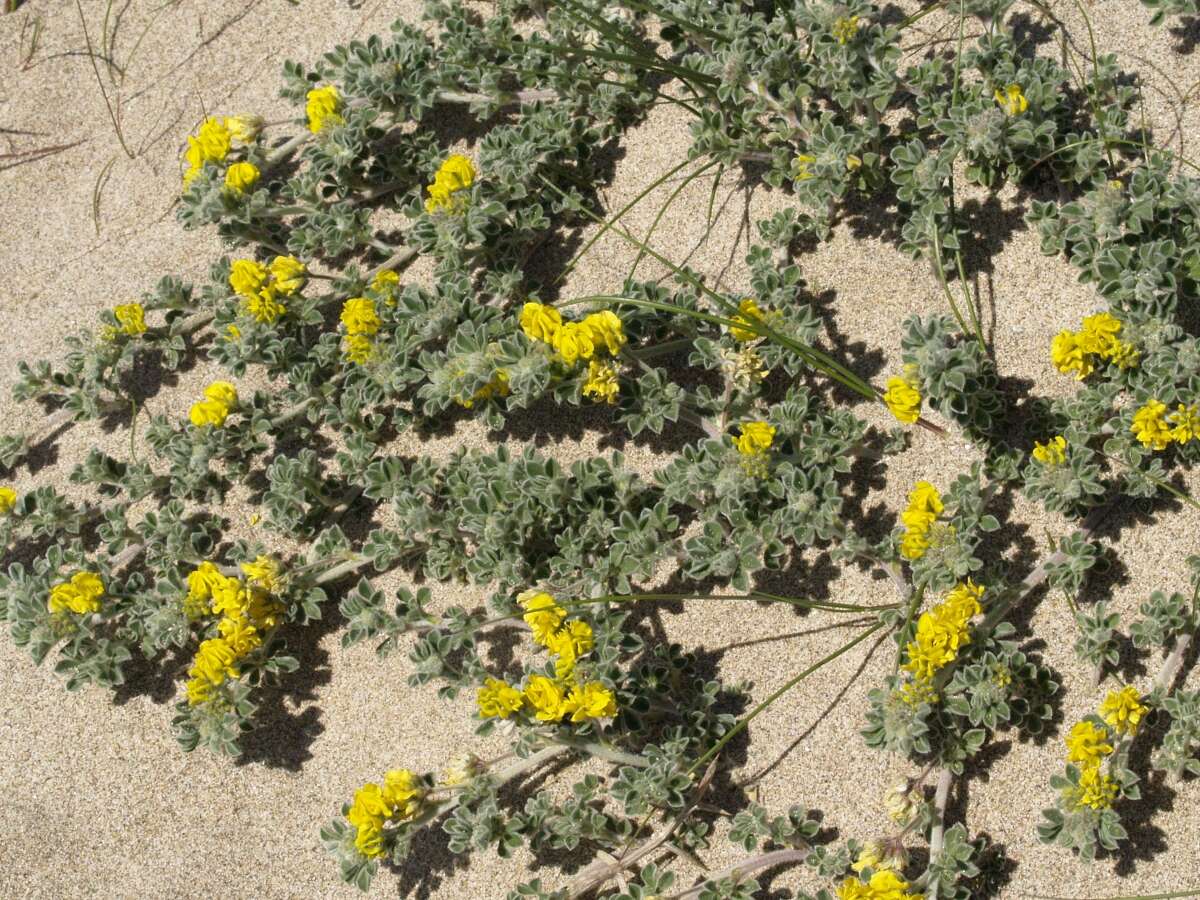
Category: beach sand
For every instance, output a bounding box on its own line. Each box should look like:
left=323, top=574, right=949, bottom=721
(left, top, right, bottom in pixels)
left=1, top=1, right=1199, bottom=897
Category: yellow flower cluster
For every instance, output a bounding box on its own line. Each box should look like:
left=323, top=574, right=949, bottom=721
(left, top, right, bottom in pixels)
left=1131, top=399, right=1199, bottom=451
left=424, top=154, right=477, bottom=214
left=897, top=482, right=942, bottom=561
left=1061, top=721, right=1120, bottom=810
left=371, top=268, right=400, bottom=305
left=582, top=360, right=620, bottom=405
left=346, top=769, right=425, bottom=858
left=224, top=161, right=260, bottom=196
left=183, top=117, right=231, bottom=185
left=1059, top=688, right=1145, bottom=811
left=837, top=870, right=922, bottom=900
left=793, top=153, right=816, bottom=181
left=832, top=15, right=861, bottom=44
left=113, top=303, right=147, bottom=336
left=476, top=591, right=617, bottom=724
left=883, top=367, right=921, bottom=425
left=340, top=297, right=382, bottom=364
left=181, top=115, right=261, bottom=186
left=520, top=302, right=628, bottom=374
left=1032, top=435, right=1067, bottom=466
left=188, top=381, right=239, bottom=428
left=729, top=298, right=771, bottom=341
left=1050, top=312, right=1138, bottom=379
left=183, top=559, right=284, bottom=706
left=48, top=571, right=105, bottom=616
left=1099, top=685, right=1149, bottom=736
left=306, top=86, right=343, bottom=134
left=994, top=83, right=1028, bottom=116
left=901, top=580, right=984, bottom=683
left=732, top=420, right=776, bottom=478
left=0, top=486, right=16, bottom=516
left=228, top=255, right=308, bottom=324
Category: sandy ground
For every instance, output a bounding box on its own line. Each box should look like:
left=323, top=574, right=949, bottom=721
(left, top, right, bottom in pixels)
left=2, top=0, right=1200, bottom=898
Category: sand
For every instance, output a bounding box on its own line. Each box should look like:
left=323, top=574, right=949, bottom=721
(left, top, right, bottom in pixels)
left=1, top=0, right=1199, bottom=898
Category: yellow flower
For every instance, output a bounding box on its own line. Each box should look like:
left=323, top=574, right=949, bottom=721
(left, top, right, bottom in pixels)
left=0, top=486, right=16, bottom=516
left=217, top=615, right=262, bottom=656
left=477, top=677, right=524, bottom=719
left=1032, top=435, right=1067, bottom=466
left=1050, top=329, right=1093, bottom=379
left=832, top=15, right=860, bottom=44
left=941, top=580, right=985, bottom=623
left=48, top=571, right=105, bottom=615
left=113, top=303, right=147, bottom=336
left=1132, top=399, right=1172, bottom=451
left=729, top=298, right=765, bottom=342
left=189, top=399, right=229, bottom=428
left=582, top=359, right=620, bottom=405
left=1099, top=686, right=1149, bottom=737
left=1065, top=720, right=1114, bottom=766
left=1075, top=764, right=1119, bottom=810
left=901, top=582, right=981, bottom=681
left=344, top=334, right=375, bottom=365
left=224, top=161, right=260, bottom=195
left=372, top=269, right=400, bottom=296
left=524, top=675, right=567, bottom=722
left=229, top=259, right=269, bottom=299
left=1079, top=312, right=1122, bottom=357
left=226, top=324, right=241, bottom=341
left=882, top=375, right=921, bottom=424
left=544, top=620, right=594, bottom=666
left=225, top=114, right=264, bottom=143
left=341, top=297, right=381, bottom=336
left=269, top=255, right=308, bottom=295
left=899, top=530, right=930, bottom=561
left=1168, top=403, right=1199, bottom=444
left=185, top=676, right=214, bottom=706
left=240, top=555, right=280, bottom=592
left=562, top=681, right=617, bottom=722
left=436, top=154, right=475, bottom=192
left=191, top=637, right=240, bottom=685
left=424, top=154, right=476, bottom=213
left=381, top=768, right=425, bottom=820
left=520, top=301, right=563, bottom=343
left=908, top=481, right=944, bottom=515
left=182, top=117, right=232, bottom=183
left=837, top=870, right=921, bottom=900
left=246, top=285, right=287, bottom=324
left=553, top=321, right=596, bottom=366
left=793, top=153, right=817, bottom=181
left=581, top=310, right=626, bottom=355
left=994, top=83, right=1029, bottom=116
left=517, top=590, right=568, bottom=644
left=306, top=85, right=343, bottom=133
left=733, top=421, right=776, bottom=456
left=186, top=561, right=231, bottom=608
left=898, top=481, right=942, bottom=561
left=204, top=381, right=238, bottom=409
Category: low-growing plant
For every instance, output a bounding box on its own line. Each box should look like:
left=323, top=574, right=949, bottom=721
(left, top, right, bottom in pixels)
left=3, top=0, right=1200, bottom=898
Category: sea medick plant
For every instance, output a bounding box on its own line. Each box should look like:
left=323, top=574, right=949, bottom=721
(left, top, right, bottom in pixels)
left=4, top=1, right=1200, bottom=898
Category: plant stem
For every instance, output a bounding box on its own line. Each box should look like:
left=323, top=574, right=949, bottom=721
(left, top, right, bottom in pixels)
left=666, top=848, right=809, bottom=899
left=926, top=767, right=954, bottom=899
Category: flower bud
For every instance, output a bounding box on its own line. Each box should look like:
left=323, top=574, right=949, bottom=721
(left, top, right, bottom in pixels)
left=440, top=751, right=484, bottom=786
left=884, top=778, right=921, bottom=825
left=225, top=114, right=264, bottom=143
